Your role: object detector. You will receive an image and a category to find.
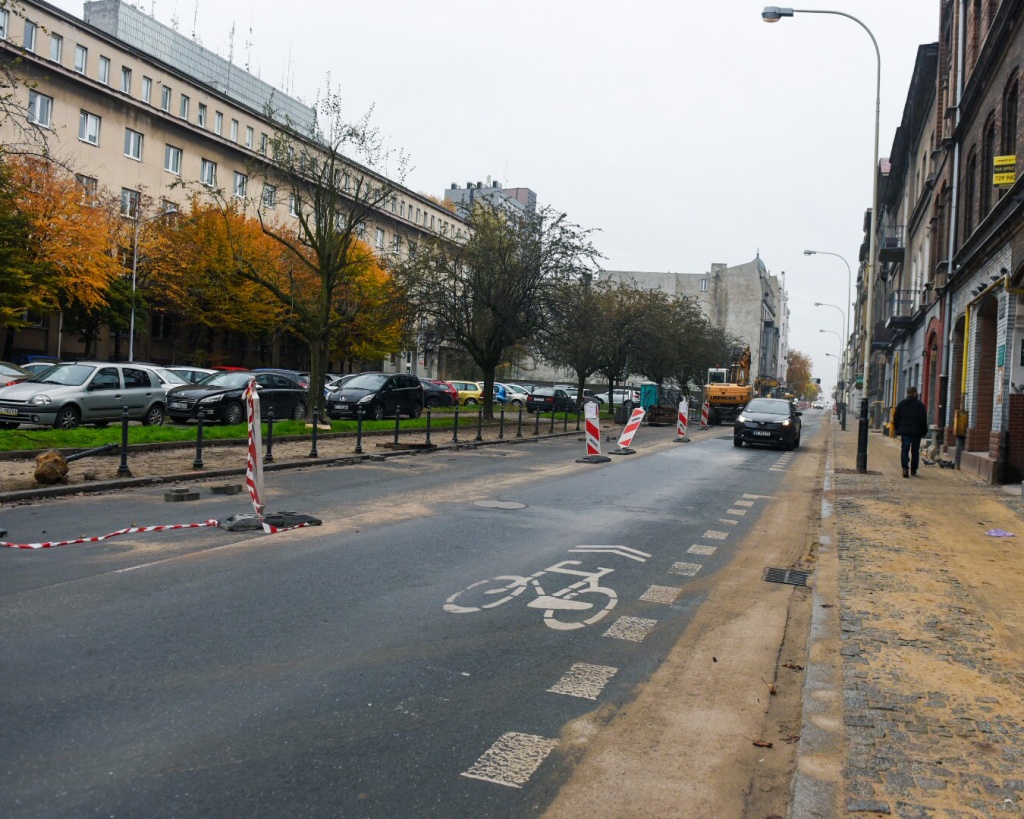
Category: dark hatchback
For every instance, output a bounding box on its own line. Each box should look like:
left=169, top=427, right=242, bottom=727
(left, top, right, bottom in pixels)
left=733, top=397, right=802, bottom=450
left=325, top=373, right=424, bottom=420
left=166, top=371, right=308, bottom=425
left=526, top=388, right=576, bottom=414
left=419, top=378, right=457, bottom=408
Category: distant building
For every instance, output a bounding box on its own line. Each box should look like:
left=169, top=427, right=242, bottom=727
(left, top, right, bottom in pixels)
left=444, top=178, right=537, bottom=217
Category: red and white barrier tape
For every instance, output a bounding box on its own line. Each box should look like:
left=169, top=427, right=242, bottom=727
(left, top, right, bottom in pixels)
left=0, top=520, right=220, bottom=550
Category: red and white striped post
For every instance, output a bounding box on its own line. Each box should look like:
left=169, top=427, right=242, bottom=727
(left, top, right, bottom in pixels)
left=575, top=400, right=611, bottom=463
left=699, top=400, right=710, bottom=430
left=674, top=399, right=691, bottom=443
left=610, top=407, right=646, bottom=455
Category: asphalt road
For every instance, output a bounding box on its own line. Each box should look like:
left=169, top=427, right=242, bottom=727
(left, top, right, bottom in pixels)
left=0, top=412, right=827, bottom=817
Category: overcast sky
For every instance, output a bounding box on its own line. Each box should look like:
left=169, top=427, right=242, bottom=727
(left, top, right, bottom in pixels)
left=53, top=0, right=940, bottom=391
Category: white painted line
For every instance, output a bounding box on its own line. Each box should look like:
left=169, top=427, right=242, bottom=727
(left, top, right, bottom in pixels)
left=702, top=530, right=729, bottom=540
left=668, top=561, right=703, bottom=576
left=688, top=544, right=717, bottom=556
left=717, top=518, right=738, bottom=526
left=548, top=663, right=618, bottom=700
left=461, top=732, right=559, bottom=788
left=640, top=584, right=683, bottom=603
left=734, top=500, right=755, bottom=507
left=603, top=616, right=658, bottom=642
left=569, top=545, right=652, bottom=562
left=743, top=494, right=776, bottom=499
left=726, top=508, right=747, bottom=516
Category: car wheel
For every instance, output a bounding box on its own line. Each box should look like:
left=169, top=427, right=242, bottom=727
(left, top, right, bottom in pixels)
left=409, top=402, right=423, bottom=419
left=426, top=395, right=440, bottom=408
left=465, top=397, right=478, bottom=406
left=291, top=401, right=307, bottom=421
left=794, top=433, right=801, bottom=449
left=53, top=405, right=81, bottom=430
left=222, top=401, right=244, bottom=426
left=142, top=404, right=165, bottom=426
left=510, top=398, right=524, bottom=408
left=372, top=403, right=385, bottom=421
left=733, top=438, right=742, bottom=447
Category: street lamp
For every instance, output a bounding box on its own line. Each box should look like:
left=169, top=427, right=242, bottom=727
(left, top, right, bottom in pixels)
left=764, top=8, right=880, bottom=473
left=806, top=250, right=853, bottom=428
left=814, top=300, right=848, bottom=430
left=129, top=208, right=174, bottom=363
left=825, top=352, right=841, bottom=401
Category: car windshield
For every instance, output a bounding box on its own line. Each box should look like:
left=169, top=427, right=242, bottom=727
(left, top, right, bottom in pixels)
left=344, top=374, right=388, bottom=390
left=200, top=372, right=253, bottom=389
left=745, top=399, right=791, bottom=415
left=37, top=363, right=96, bottom=386
left=150, top=367, right=188, bottom=385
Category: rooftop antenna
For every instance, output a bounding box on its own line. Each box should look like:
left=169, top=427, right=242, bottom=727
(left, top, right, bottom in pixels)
left=245, top=23, right=253, bottom=72
left=170, top=3, right=179, bottom=31
left=228, top=22, right=235, bottom=64
left=191, top=1, right=198, bottom=41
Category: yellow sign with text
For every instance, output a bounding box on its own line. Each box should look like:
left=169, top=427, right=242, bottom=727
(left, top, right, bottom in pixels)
left=993, top=154, right=1016, bottom=187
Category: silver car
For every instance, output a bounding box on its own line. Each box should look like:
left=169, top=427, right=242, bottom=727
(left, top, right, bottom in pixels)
left=0, top=362, right=168, bottom=429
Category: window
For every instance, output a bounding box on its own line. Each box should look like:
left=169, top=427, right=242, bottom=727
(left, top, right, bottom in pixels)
left=119, top=66, right=131, bottom=93
left=120, top=188, right=140, bottom=218
left=161, top=86, right=171, bottom=112
left=392, top=235, right=401, bottom=253
left=0, top=9, right=8, bottom=39
left=197, top=103, right=206, bottom=128
left=214, top=111, right=223, bottom=135
left=164, top=144, right=182, bottom=175
left=262, top=184, right=276, bottom=209
left=23, top=20, right=36, bottom=52
left=200, top=158, right=217, bottom=187
left=981, top=118, right=996, bottom=215
left=161, top=199, right=178, bottom=214
left=124, top=128, right=143, bottom=160
left=245, top=126, right=253, bottom=149
left=260, top=132, right=268, bottom=154
left=230, top=119, right=238, bottom=142
left=92, top=367, right=120, bottom=391
left=50, top=33, right=62, bottom=63
left=700, top=278, right=708, bottom=292
left=399, top=202, right=405, bottom=218
left=141, top=76, right=152, bottom=103
left=1003, top=78, right=1019, bottom=155
left=76, top=174, right=98, bottom=201
left=289, top=194, right=299, bottom=216
left=27, top=91, right=52, bottom=127
left=375, top=228, right=385, bottom=249
left=151, top=314, right=174, bottom=341
left=74, top=44, right=87, bottom=73
left=233, top=171, right=247, bottom=199
left=964, top=150, right=977, bottom=236
left=124, top=367, right=154, bottom=388
left=78, top=110, right=100, bottom=145
left=179, top=94, right=189, bottom=119
left=98, top=56, right=110, bottom=85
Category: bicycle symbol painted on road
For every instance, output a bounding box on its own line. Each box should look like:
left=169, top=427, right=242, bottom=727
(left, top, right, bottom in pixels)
left=443, top=560, right=618, bottom=631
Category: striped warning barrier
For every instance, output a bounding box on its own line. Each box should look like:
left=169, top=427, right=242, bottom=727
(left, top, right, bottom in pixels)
left=610, top=407, right=646, bottom=455
left=699, top=400, right=710, bottom=430
left=576, top=401, right=611, bottom=463
left=0, top=520, right=220, bottom=550
left=675, top=400, right=691, bottom=442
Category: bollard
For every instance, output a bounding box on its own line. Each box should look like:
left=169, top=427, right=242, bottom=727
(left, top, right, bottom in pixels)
left=534, top=409, right=540, bottom=436
left=309, top=409, right=319, bottom=458
left=192, top=414, right=205, bottom=470
left=355, top=406, right=364, bottom=454
left=117, top=405, right=131, bottom=477
left=576, top=407, right=582, bottom=432
left=476, top=406, right=483, bottom=442
left=563, top=410, right=568, bottom=432
left=516, top=407, right=523, bottom=438
left=499, top=406, right=505, bottom=439
left=265, top=408, right=275, bottom=463
left=425, top=407, right=432, bottom=447
left=453, top=404, right=460, bottom=443
left=549, top=410, right=555, bottom=434
left=394, top=410, right=401, bottom=445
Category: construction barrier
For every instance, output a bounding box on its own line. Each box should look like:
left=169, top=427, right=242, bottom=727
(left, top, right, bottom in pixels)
left=610, top=407, right=646, bottom=455
left=0, top=521, right=219, bottom=550
left=575, top=400, right=611, bottom=464
left=699, top=400, right=710, bottom=430
left=674, top=399, right=691, bottom=442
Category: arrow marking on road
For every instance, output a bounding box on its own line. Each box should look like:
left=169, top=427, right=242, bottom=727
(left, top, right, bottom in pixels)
left=569, top=545, right=652, bottom=562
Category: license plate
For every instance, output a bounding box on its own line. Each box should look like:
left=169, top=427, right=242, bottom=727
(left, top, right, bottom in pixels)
left=0, top=407, right=17, bottom=416
left=338, top=403, right=351, bottom=411
left=170, top=402, right=187, bottom=409
left=753, top=431, right=771, bottom=437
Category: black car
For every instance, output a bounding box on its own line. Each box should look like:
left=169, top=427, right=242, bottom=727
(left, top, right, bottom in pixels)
left=166, top=371, right=308, bottom=425
left=419, top=378, right=457, bottom=408
left=733, top=397, right=802, bottom=450
left=326, top=372, right=424, bottom=420
left=526, top=388, right=576, bottom=414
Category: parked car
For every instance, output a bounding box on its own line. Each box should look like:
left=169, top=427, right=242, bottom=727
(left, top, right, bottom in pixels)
left=492, top=383, right=509, bottom=404
left=166, top=366, right=218, bottom=384
left=563, top=387, right=604, bottom=405
left=326, top=372, right=424, bottom=420
left=733, top=397, right=802, bottom=450
left=253, top=368, right=310, bottom=390
left=526, top=388, right=576, bottom=414
left=0, top=361, right=168, bottom=429
left=595, top=388, right=640, bottom=405
left=449, top=380, right=484, bottom=405
left=0, top=361, right=33, bottom=386
left=419, top=378, right=457, bottom=408
left=430, top=380, right=460, bottom=405
left=144, top=367, right=191, bottom=389
left=19, top=358, right=61, bottom=376
left=504, top=383, right=531, bottom=408
left=166, top=370, right=308, bottom=425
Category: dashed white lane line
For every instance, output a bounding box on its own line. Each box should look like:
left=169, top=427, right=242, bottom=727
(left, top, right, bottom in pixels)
left=734, top=500, right=755, bottom=507
left=603, top=616, right=658, bottom=642
left=743, top=494, right=775, bottom=500
left=547, top=663, right=618, bottom=700
left=640, top=584, right=683, bottom=604
left=726, top=508, right=747, bottom=516
left=718, top=518, right=738, bottom=526
left=668, top=561, right=703, bottom=576
left=702, top=530, right=730, bottom=540
left=688, top=544, right=717, bottom=556
left=461, top=732, right=559, bottom=788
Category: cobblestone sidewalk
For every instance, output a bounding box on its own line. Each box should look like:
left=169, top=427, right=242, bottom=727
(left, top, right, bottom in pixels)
left=819, top=423, right=1024, bottom=817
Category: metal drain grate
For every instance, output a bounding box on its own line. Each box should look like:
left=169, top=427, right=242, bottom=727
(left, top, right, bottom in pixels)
left=762, top=567, right=810, bottom=586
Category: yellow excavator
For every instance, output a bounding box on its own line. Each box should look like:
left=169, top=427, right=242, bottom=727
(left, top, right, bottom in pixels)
left=704, top=345, right=754, bottom=424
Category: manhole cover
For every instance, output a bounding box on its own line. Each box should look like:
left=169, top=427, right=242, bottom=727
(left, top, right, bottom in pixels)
left=473, top=500, right=527, bottom=510
left=762, top=567, right=810, bottom=586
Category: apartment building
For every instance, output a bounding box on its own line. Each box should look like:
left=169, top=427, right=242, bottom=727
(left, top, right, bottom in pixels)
left=0, top=0, right=464, bottom=370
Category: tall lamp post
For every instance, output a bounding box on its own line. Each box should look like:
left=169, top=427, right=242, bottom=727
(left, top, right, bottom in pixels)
left=763, top=6, right=880, bottom=473
left=825, top=352, right=841, bottom=405
left=814, top=301, right=848, bottom=429
left=128, top=208, right=173, bottom=363
left=805, top=249, right=852, bottom=424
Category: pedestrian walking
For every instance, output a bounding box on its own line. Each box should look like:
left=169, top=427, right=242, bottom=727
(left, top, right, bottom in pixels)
left=893, top=386, right=929, bottom=478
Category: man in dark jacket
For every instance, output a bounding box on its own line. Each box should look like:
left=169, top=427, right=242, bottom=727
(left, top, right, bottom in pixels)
left=893, top=386, right=929, bottom=478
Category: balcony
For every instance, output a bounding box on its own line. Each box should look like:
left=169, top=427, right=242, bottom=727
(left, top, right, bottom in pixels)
left=885, top=289, right=917, bottom=332
left=879, top=223, right=905, bottom=263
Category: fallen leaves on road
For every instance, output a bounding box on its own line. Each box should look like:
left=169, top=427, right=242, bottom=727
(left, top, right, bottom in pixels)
left=753, top=740, right=774, bottom=748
